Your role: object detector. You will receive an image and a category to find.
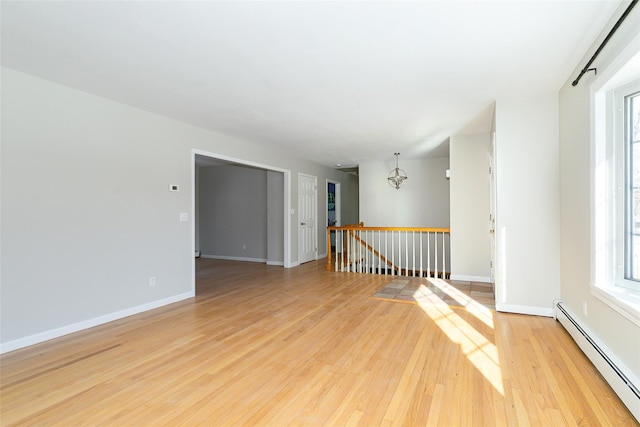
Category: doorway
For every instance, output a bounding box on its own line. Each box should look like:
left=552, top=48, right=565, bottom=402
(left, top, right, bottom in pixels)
left=191, top=149, right=292, bottom=295
left=327, top=180, right=341, bottom=255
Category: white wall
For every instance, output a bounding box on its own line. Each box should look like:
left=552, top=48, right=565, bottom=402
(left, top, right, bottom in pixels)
left=359, top=157, right=450, bottom=227
left=0, top=67, right=357, bottom=351
left=450, top=133, right=491, bottom=282
left=494, top=93, right=561, bottom=316
left=559, top=2, right=640, bottom=380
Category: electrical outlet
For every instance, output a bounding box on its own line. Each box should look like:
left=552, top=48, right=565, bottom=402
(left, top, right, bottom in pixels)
left=583, top=300, right=588, bottom=316
left=149, top=276, right=156, bottom=287
left=242, top=244, right=246, bottom=250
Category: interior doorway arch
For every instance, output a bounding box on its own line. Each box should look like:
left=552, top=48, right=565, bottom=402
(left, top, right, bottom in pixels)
left=190, top=149, right=292, bottom=294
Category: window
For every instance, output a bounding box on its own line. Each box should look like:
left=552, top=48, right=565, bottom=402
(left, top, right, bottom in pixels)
left=597, top=80, right=640, bottom=292
left=624, top=90, right=640, bottom=287
left=591, top=47, right=640, bottom=325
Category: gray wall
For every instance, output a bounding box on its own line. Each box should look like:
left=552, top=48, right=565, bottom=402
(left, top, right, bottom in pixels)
left=196, top=165, right=285, bottom=265
left=0, top=67, right=358, bottom=350
left=267, top=170, right=285, bottom=264
left=198, top=165, right=269, bottom=261
left=340, top=173, right=360, bottom=227
left=359, top=157, right=450, bottom=227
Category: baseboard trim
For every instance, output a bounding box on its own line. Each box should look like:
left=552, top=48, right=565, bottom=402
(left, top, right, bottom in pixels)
left=0, top=291, right=194, bottom=354
left=449, top=274, right=492, bottom=283
left=201, top=254, right=267, bottom=263
left=496, top=303, right=555, bottom=317
left=266, top=260, right=284, bottom=266
left=555, top=301, right=640, bottom=421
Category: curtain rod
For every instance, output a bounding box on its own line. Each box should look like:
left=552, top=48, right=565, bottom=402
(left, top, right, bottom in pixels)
left=572, top=0, right=638, bottom=87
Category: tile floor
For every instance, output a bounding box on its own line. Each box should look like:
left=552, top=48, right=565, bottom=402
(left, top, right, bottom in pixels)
left=372, top=277, right=496, bottom=310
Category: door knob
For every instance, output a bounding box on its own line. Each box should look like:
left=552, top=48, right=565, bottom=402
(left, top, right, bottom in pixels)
left=301, top=222, right=306, bottom=225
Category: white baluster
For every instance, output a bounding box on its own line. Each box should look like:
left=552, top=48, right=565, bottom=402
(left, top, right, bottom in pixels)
left=397, top=231, right=400, bottom=276
left=419, top=231, right=423, bottom=277
left=359, top=229, right=363, bottom=273
left=363, top=230, right=367, bottom=274
left=357, top=229, right=360, bottom=273
left=403, top=231, right=407, bottom=276
left=434, top=232, right=439, bottom=279
left=428, top=232, right=431, bottom=277
left=442, top=231, right=446, bottom=279
left=360, top=231, right=367, bottom=273
left=358, top=231, right=367, bottom=273
left=412, top=231, right=416, bottom=277
left=384, top=230, right=388, bottom=275
left=392, top=230, right=396, bottom=276
left=356, top=230, right=359, bottom=273
left=352, top=230, right=356, bottom=273
left=347, top=231, right=350, bottom=272
left=348, top=230, right=351, bottom=272
left=336, top=230, right=340, bottom=271
left=366, top=230, right=369, bottom=274
left=377, top=230, right=381, bottom=275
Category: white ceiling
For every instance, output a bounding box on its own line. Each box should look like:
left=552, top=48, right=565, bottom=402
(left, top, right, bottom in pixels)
left=0, top=1, right=622, bottom=167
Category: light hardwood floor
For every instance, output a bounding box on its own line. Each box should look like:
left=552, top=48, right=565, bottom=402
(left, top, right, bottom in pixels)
left=1, top=259, right=637, bottom=426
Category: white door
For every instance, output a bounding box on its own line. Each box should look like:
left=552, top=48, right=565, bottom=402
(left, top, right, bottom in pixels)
left=299, top=174, right=317, bottom=264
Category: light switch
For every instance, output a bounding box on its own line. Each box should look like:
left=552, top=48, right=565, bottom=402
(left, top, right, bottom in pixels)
left=179, top=212, right=189, bottom=222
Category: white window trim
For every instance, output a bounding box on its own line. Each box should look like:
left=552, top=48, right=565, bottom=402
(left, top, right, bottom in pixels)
left=591, top=38, right=640, bottom=327
left=613, top=82, right=640, bottom=292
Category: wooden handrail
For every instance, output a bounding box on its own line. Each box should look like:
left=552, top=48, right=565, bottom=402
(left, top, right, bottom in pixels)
left=328, top=225, right=450, bottom=233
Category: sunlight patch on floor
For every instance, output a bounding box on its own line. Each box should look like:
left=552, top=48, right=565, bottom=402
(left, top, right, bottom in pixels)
left=429, top=278, right=494, bottom=328
left=415, top=279, right=504, bottom=396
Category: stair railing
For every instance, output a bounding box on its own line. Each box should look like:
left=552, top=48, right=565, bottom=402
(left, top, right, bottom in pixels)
left=327, top=223, right=450, bottom=278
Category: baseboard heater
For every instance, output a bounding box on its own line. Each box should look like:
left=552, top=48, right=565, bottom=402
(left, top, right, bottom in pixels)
left=555, top=301, right=640, bottom=421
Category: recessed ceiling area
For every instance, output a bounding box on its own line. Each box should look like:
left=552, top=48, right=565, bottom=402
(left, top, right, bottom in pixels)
left=0, top=1, right=622, bottom=167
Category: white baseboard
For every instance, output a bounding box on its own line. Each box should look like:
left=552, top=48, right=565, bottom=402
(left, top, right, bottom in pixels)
left=201, top=254, right=267, bottom=263
left=0, top=291, right=194, bottom=355
left=496, top=303, right=555, bottom=317
left=555, top=301, right=640, bottom=421
left=266, top=260, right=284, bottom=266
left=449, top=274, right=492, bottom=283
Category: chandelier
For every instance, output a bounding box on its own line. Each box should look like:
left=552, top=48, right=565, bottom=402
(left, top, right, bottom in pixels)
left=387, top=152, right=408, bottom=189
